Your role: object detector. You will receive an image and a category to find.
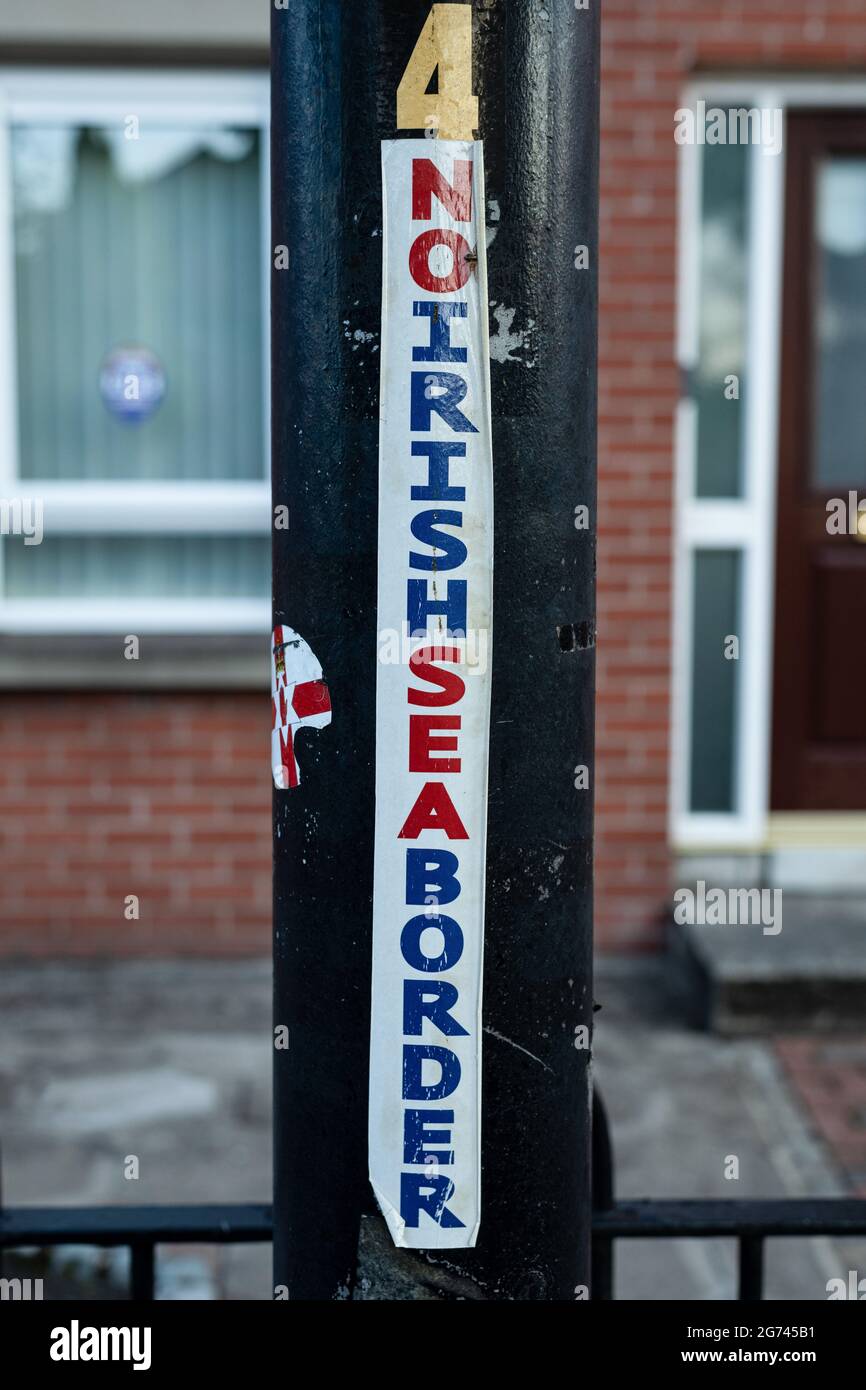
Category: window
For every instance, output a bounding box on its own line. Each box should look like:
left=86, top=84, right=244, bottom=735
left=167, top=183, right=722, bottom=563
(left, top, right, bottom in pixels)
left=0, top=70, right=271, bottom=634
left=683, top=135, right=752, bottom=820
left=694, top=141, right=749, bottom=500
left=673, top=84, right=785, bottom=846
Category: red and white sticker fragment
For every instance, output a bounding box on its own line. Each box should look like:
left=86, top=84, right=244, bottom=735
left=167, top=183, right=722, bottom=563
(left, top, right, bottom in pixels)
left=271, top=625, right=332, bottom=790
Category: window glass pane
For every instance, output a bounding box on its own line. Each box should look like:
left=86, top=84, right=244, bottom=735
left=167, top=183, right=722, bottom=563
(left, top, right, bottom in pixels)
left=13, top=125, right=263, bottom=481
left=813, top=157, right=866, bottom=490
left=4, top=536, right=269, bottom=599
left=689, top=549, right=741, bottom=812
left=694, top=141, right=748, bottom=498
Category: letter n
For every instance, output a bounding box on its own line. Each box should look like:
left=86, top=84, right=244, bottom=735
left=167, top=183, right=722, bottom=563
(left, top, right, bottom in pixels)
left=412, top=159, right=472, bottom=222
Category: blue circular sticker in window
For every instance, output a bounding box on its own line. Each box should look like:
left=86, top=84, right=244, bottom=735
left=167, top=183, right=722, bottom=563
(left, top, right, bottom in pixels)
left=99, top=345, right=167, bottom=423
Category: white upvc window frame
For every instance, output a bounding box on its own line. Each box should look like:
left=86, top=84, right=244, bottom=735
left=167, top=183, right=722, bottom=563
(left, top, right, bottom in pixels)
left=0, top=68, right=271, bottom=636
left=672, top=76, right=866, bottom=851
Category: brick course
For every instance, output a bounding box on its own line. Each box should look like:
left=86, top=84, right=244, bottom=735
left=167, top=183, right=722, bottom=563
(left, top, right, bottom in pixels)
left=0, top=694, right=271, bottom=956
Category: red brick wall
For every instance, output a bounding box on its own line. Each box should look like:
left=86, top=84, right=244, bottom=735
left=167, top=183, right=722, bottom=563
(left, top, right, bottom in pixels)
left=0, top=694, right=271, bottom=956
left=595, top=0, right=866, bottom=950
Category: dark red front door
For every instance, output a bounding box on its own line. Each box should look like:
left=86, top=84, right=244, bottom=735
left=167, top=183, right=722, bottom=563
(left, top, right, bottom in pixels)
left=773, top=111, right=866, bottom=810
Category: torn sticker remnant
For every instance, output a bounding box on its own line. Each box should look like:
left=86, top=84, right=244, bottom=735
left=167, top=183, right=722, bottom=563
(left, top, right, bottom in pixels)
left=271, top=624, right=332, bottom=790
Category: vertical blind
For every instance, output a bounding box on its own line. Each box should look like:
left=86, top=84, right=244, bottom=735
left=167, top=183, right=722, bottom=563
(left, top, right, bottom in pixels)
left=14, top=125, right=264, bottom=482
left=4, top=535, right=269, bottom=599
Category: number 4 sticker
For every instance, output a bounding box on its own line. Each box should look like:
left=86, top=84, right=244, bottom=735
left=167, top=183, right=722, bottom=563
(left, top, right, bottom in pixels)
left=397, top=3, right=478, bottom=141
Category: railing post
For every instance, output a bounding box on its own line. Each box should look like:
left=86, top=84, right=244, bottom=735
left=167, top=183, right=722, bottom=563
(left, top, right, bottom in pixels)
left=130, top=1242, right=155, bottom=1302
left=592, top=1090, right=616, bottom=1300
left=272, top=0, right=599, bottom=1300
left=738, top=1236, right=764, bottom=1301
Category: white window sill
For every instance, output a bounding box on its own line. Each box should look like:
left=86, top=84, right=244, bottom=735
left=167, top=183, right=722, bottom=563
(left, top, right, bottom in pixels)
left=0, top=631, right=269, bottom=689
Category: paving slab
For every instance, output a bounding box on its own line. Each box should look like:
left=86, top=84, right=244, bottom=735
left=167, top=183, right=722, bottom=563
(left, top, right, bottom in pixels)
left=669, top=892, right=866, bottom=1033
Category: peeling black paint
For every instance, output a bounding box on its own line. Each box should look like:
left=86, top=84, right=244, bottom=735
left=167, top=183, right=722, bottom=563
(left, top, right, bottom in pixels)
left=557, top=621, right=595, bottom=653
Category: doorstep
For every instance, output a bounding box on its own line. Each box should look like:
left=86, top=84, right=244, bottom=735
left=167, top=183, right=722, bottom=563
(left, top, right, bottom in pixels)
left=668, top=895, right=866, bottom=1035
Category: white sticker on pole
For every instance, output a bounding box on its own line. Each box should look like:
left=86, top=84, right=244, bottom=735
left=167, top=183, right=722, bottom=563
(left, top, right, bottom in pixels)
left=369, top=137, right=493, bottom=1250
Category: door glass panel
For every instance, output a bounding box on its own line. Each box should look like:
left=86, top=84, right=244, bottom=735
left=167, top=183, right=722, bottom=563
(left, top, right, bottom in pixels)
left=695, top=142, right=749, bottom=499
left=813, top=157, right=866, bottom=490
left=689, top=549, right=741, bottom=813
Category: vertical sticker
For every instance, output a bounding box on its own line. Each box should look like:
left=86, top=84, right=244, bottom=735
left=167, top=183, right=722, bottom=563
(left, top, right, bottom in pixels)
left=370, top=138, right=493, bottom=1249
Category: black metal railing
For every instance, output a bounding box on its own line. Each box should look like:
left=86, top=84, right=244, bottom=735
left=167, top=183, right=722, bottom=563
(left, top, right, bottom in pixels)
left=0, top=1204, right=272, bottom=1301
left=590, top=1092, right=866, bottom=1300
left=1, top=1093, right=864, bottom=1300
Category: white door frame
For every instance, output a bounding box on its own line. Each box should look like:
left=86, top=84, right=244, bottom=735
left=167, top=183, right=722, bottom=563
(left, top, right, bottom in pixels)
left=672, top=76, right=866, bottom=850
